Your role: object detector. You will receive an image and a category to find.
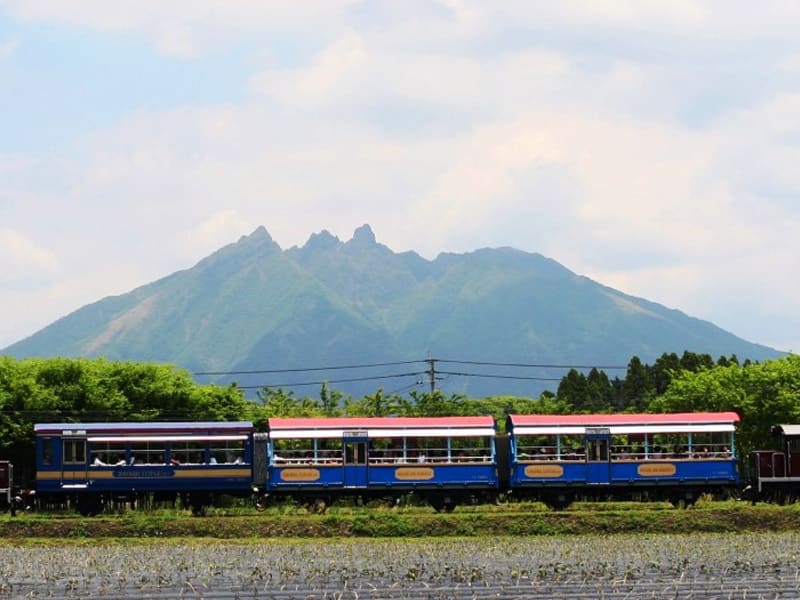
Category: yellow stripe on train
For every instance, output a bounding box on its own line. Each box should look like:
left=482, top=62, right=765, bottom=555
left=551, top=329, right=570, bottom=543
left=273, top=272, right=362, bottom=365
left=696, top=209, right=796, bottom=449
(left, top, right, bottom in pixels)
left=37, top=468, right=252, bottom=480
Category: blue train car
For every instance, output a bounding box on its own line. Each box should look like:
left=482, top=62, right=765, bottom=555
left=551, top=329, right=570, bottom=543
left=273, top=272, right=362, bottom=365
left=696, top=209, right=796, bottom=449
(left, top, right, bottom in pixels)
left=261, top=416, right=498, bottom=511
left=34, top=422, right=254, bottom=515
left=507, top=412, right=740, bottom=508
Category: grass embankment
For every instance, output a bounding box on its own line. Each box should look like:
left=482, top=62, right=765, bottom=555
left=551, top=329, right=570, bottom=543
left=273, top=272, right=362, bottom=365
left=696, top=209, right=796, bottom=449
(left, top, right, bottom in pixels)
left=2, top=500, right=800, bottom=539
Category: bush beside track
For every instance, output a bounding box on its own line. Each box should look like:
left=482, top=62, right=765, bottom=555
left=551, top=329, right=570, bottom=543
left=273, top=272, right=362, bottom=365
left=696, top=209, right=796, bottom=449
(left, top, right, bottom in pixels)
left=3, top=501, right=800, bottom=539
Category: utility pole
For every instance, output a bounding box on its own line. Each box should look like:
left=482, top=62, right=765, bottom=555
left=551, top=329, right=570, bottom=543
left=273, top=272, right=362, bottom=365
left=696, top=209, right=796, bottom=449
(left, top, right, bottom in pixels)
left=426, top=358, right=437, bottom=393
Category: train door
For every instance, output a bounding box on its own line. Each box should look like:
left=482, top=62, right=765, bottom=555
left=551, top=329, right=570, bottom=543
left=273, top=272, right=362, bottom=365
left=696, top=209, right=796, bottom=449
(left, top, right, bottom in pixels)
left=585, top=428, right=611, bottom=485
left=61, top=434, right=88, bottom=489
left=343, top=431, right=368, bottom=488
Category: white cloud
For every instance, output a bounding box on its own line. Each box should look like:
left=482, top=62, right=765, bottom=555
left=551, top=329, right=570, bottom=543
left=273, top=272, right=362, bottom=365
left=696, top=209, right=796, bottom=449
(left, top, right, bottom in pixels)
left=250, top=32, right=368, bottom=107
left=0, top=228, right=59, bottom=285
left=183, top=210, right=252, bottom=258
left=2, top=2, right=800, bottom=354
left=3, top=0, right=359, bottom=57
left=0, top=36, right=18, bottom=58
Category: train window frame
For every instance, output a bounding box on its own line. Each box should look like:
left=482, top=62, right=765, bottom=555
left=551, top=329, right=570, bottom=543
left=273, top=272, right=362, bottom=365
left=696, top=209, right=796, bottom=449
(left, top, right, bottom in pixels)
left=63, top=439, right=86, bottom=465
left=271, top=438, right=342, bottom=465
left=208, top=439, right=247, bottom=464
left=170, top=442, right=207, bottom=465
left=127, top=442, right=167, bottom=465
left=516, top=434, right=585, bottom=461
left=41, top=437, right=54, bottom=466
left=450, top=436, right=493, bottom=463
left=89, top=442, right=129, bottom=466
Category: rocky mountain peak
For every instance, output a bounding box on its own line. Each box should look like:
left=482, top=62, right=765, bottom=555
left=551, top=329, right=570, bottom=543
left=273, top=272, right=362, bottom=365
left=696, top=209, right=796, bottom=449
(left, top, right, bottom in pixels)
left=350, top=224, right=377, bottom=246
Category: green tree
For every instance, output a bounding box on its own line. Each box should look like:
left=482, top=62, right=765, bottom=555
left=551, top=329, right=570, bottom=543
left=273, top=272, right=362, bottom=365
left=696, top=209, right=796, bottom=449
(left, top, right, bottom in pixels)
left=344, top=388, right=409, bottom=416
left=651, top=352, right=681, bottom=395
left=557, top=369, right=588, bottom=411
left=621, top=356, right=653, bottom=411
left=586, top=368, right=613, bottom=412
left=651, top=355, right=800, bottom=457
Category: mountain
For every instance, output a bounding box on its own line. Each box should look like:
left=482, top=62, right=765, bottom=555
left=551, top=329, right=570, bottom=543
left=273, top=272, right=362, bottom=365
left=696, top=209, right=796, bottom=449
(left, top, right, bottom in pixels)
left=2, top=225, right=783, bottom=398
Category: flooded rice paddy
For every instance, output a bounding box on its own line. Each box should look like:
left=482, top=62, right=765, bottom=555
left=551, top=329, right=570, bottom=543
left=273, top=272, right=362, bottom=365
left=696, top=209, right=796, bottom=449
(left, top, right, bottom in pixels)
left=1, top=532, right=799, bottom=599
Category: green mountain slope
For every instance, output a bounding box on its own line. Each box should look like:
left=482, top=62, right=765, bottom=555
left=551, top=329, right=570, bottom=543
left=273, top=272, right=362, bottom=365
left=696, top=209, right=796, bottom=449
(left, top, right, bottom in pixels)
left=3, top=225, right=782, bottom=397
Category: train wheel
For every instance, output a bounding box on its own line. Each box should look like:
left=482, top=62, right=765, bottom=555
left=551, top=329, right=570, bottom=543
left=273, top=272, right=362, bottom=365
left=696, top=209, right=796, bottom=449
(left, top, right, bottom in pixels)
left=188, top=492, right=210, bottom=516
left=668, top=493, right=696, bottom=508
left=312, top=497, right=328, bottom=514
left=427, top=494, right=457, bottom=513
left=76, top=494, right=103, bottom=517
left=543, top=492, right=573, bottom=511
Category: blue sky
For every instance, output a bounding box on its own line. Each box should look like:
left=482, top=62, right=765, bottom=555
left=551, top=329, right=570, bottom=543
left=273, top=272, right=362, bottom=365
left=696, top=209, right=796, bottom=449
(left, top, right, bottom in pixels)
left=2, top=1, right=800, bottom=354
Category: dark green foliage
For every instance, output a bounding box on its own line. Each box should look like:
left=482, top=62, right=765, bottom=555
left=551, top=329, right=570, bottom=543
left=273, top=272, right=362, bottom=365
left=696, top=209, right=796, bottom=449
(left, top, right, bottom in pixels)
left=622, top=356, right=653, bottom=411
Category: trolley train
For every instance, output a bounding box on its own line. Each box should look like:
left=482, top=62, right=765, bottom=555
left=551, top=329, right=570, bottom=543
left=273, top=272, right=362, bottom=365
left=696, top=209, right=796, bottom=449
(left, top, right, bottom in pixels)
left=12, top=411, right=749, bottom=516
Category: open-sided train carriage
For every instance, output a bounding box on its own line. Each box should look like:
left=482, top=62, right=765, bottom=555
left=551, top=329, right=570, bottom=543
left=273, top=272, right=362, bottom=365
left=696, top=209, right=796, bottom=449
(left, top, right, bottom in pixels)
left=34, top=422, right=255, bottom=516
left=259, top=416, right=500, bottom=512
left=507, top=412, right=740, bottom=509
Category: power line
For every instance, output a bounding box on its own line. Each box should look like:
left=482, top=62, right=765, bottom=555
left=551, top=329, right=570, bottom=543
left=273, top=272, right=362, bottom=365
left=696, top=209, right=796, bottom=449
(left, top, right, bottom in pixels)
left=235, top=371, right=427, bottom=390
left=196, top=358, right=628, bottom=378
left=437, top=359, right=628, bottom=370
left=194, top=359, right=424, bottom=376
left=439, top=370, right=564, bottom=382
left=194, top=357, right=630, bottom=394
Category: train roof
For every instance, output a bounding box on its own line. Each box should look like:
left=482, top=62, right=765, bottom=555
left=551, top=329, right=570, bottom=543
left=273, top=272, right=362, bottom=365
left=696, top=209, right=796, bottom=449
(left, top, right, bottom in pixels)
left=267, top=416, right=496, bottom=439
left=34, top=422, right=254, bottom=435
left=771, top=424, right=800, bottom=437
left=507, top=412, right=740, bottom=435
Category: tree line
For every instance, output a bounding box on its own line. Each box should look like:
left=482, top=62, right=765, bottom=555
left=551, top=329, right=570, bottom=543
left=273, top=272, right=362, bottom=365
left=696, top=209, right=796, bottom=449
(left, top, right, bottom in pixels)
left=2, top=352, right=799, bottom=483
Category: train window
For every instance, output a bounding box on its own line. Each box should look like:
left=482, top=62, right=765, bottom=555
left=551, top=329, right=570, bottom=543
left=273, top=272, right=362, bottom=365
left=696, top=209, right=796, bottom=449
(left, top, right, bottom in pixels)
left=344, top=442, right=367, bottom=465
left=41, top=438, right=54, bottom=466
left=208, top=440, right=247, bottom=464
left=63, top=439, right=86, bottom=464
left=451, top=437, right=492, bottom=463
left=318, top=439, right=342, bottom=464
left=170, top=442, right=206, bottom=465
left=271, top=439, right=342, bottom=465
left=90, top=442, right=129, bottom=466
left=414, top=437, right=448, bottom=462
left=516, top=435, right=558, bottom=460
left=691, top=433, right=733, bottom=458
left=611, top=436, right=641, bottom=461
left=560, top=435, right=585, bottom=460
left=787, top=438, right=800, bottom=453
left=368, top=438, right=395, bottom=463
left=586, top=439, right=609, bottom=462
left=649, top=434, right=690, bottom=459
left=128, top=442, right=166, bottom=465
